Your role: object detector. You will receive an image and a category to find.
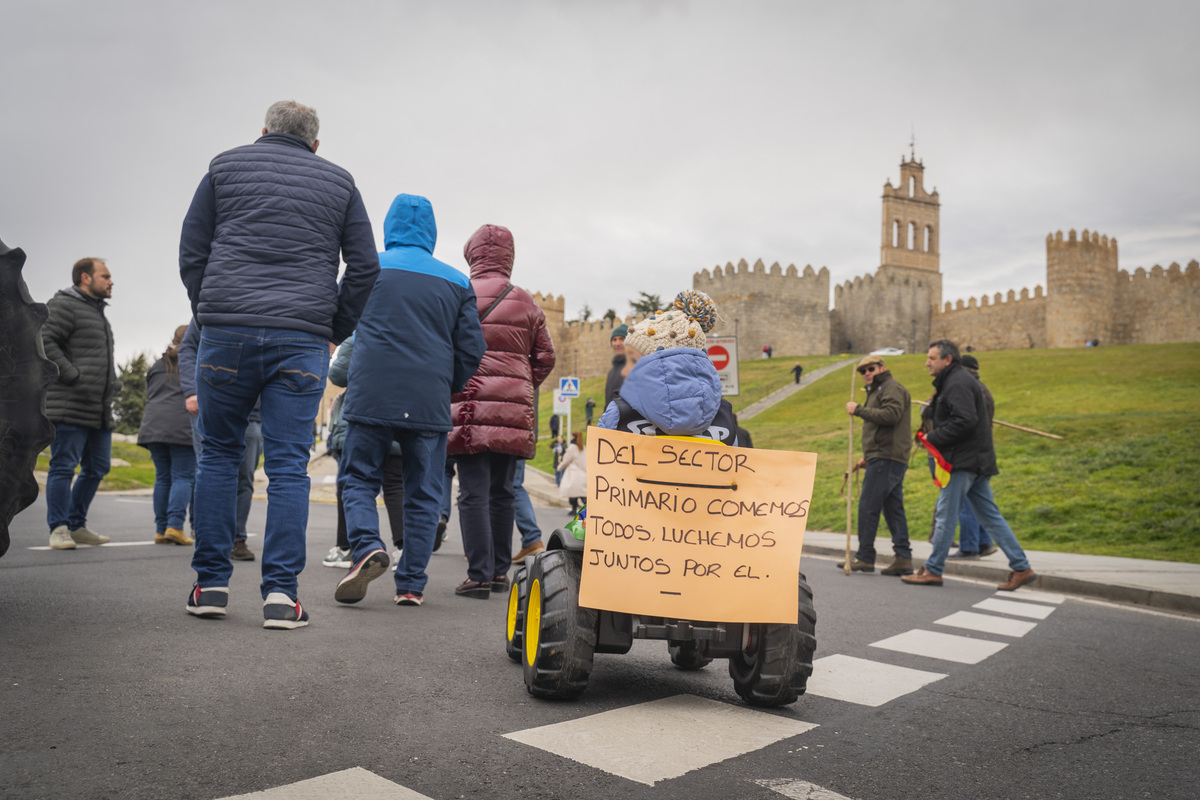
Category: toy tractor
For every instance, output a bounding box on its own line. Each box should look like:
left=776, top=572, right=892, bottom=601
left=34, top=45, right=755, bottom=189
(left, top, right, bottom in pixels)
left=505, top=526, right=816, bottom=707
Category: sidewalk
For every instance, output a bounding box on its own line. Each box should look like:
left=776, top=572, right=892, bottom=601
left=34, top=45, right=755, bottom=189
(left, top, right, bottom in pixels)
left=802, top=529, right=1200, bottom=616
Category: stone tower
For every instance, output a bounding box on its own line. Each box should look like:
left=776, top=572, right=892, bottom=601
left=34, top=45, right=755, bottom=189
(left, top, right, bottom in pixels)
left=880, top=155, right=942, bottom=311
left=1045, top=229, right=1118, bottom=348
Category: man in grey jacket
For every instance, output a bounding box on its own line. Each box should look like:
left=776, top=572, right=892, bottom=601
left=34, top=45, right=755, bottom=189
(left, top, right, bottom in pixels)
left=841, top=355, right=913, bottom=575
left=41, top=258, right=117, bottom=550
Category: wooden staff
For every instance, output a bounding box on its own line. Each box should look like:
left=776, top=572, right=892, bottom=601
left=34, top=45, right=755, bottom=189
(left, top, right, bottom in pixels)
left=844, top=367, right=856, bottom=575
left=916, top=401, right=1063, bottom=440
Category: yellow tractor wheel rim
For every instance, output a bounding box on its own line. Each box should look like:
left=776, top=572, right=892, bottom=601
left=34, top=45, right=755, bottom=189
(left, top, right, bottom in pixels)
left=506, top=580, right=520, bottom=642
left=525, top=578, right=542, bottom=666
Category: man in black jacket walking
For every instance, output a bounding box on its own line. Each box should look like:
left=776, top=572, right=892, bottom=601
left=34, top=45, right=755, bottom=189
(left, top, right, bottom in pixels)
left=41, top=258, right=116, bottom=550
left=903, top=339, right=1036, bottom=590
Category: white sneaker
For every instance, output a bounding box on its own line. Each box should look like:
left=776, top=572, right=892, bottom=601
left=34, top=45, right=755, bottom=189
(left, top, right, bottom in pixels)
left=322, top=546, right=352, bottom=568
left=49, top=526, right=76, bottom=550
left=391, top=548, right=402, bottom=572
left=69, top=526, right=110, bottom=545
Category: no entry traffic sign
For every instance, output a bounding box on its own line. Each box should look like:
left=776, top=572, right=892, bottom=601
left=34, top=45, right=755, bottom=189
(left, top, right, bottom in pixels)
left=707, top=336, right=739, bottom=396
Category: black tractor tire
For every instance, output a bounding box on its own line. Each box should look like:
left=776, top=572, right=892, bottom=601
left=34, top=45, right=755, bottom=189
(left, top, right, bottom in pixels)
left=669, top=641, right=713, bottom=670
left=728, top=571, right=817, bottom=707
left=505, top=563, right=529, bottom=663
left=522, top=549, right=598, bottom=700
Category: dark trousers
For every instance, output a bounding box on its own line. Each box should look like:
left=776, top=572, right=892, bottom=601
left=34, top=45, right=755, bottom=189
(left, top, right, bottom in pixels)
left=856, top=458, right=911, bottom=561
left=336, top=452, right=404, bottom=550
left=456, top=451, right=518, bottom=583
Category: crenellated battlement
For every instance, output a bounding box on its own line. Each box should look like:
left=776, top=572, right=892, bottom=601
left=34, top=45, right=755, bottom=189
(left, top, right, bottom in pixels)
left=1119, top=260, right=1200, bottom=281
left=1047, top=228, right=1119, bottom=251
left=693, top=258, right=828, bottom=288
left=941, top=285, right=1045, bottom=313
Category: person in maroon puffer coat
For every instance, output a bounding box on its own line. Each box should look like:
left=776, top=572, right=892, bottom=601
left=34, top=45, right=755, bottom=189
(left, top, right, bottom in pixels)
left=449, top=224, right=556, bottom=598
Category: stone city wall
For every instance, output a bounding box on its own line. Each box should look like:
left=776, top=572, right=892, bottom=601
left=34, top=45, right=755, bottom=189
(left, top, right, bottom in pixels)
left=831, top=265, right=938, bottom=354
left=930, top=286, right=1047, bottom=351
left=1112, top=260, right=1200, bottom=345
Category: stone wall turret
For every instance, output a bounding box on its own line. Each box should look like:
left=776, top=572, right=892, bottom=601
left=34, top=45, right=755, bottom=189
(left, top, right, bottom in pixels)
left=1045, top=229, right=1118, bottom=347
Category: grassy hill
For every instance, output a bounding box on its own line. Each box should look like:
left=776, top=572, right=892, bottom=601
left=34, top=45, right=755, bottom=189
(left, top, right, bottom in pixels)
left=534, top=343, right=1200, bottom=563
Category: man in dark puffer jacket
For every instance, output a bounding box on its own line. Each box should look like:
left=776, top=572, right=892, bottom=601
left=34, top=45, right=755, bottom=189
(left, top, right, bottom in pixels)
left=903, top=339, right=1036, bottom=591
left=41, top=257, right=117, bottom=550
left=178, top=100, right=380, bottom=630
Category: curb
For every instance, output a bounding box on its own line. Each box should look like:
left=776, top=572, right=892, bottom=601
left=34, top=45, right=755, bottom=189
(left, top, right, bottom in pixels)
left=803, top=541, right=1200, bottom=617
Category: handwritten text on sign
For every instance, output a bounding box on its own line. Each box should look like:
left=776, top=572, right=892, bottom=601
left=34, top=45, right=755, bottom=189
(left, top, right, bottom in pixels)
left=578, top=427, right=817, bottom=624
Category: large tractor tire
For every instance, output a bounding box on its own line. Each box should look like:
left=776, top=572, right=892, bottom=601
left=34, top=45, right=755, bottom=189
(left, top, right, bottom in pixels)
left=505, top=563, right=529, bottom=663
left=728, top=572, right=817, bottom=707
left=522, top=549, right=598, bottom=700
left=669, top=641, right=713, bottom=671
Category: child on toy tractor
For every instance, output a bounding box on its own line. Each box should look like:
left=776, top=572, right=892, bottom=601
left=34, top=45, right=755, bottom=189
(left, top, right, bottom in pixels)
left=506, top=290, right=817, bottom=707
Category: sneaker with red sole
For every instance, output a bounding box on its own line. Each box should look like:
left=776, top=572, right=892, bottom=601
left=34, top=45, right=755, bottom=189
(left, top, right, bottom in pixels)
left=394, top=593, right=423, bottom=606
left=334, top=549, right=389, bottom=604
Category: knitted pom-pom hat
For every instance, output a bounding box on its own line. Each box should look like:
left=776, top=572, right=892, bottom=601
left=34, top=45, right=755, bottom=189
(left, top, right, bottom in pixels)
left=624, top=289, right=718, bottom=356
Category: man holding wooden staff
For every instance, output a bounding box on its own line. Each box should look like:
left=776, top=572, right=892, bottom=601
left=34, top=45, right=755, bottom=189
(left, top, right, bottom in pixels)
left=905, top=340, right=1037, bottom=590
left=840, top=355, right=914, bottom=576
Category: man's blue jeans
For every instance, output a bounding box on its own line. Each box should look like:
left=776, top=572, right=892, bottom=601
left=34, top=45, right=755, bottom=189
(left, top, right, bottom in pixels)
left=440, top=457, right=456, bottom=520
left=45, top=423, right=111, bottom=531
left=191, top=413, right=260, bottom=541
left=855, top=459, right=911, bottom=561
left=340, top=422, right=445, bottom=597
left=147, top=443, right=196, bottom=532
left=958, top=500, right=994, bottom=553
left=512, top=459, right=542, bottom=548
left=192, top=326, right=328, bottom=600
left=925, top=469, right=1030, bottom=577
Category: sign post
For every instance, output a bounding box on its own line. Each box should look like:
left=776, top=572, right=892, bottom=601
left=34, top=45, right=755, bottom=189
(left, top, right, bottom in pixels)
left=558, top=376, right=581, bottom=442
left=706, top=336, right=739, bottom=396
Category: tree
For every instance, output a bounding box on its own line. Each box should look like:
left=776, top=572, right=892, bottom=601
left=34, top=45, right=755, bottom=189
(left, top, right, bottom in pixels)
left=630, top=292, right=663, bottom=316
left=603, top=308, right=617, bottom=323
left=113, top=353, right=149, bottom=435
left=578, top=304, right=592, bottom=323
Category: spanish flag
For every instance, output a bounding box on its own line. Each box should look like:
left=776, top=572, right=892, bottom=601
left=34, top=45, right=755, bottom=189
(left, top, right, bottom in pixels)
left=917, top=432, right=952, bottom=488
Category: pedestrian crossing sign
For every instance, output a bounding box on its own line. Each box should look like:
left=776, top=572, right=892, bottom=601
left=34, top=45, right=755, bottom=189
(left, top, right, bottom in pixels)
left=559, top=377, right=580, bottom=397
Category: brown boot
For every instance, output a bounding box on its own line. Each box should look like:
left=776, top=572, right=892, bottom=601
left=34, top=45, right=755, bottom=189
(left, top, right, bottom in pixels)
left=164, top=527, right=194, bottom=546
left=231, top=539, right=255, bottom=561
left=997, top=568, right=1037, bottom=591
left=901, top=567, right=943, bottom=586
left=514, top=541, right=545, bottom=561
left=835, top=557, right=875, bottom=572
left=880, top=556, right=914, bottom=576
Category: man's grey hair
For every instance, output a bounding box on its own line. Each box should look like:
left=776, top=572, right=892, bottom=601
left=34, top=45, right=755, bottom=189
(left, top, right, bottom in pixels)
left=264, top=101, right=319, bottom=146
left=928, top=338, right=960, bottom=361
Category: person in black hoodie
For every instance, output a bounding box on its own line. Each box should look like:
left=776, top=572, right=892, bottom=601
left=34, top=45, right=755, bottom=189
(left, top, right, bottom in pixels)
left=903, top=339, right=1036, bottom=591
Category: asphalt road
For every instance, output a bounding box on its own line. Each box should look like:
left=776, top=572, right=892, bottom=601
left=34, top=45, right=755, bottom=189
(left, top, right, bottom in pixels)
left=2, top=494, right=1197, bottom=800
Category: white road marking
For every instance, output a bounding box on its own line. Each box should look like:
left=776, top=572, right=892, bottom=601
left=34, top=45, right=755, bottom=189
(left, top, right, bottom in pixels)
left=114, top=498, right=152, bottom=504
left=994, top=588, right=1065, bottom=604
left=757, top=778, right=857, bottom=799
left=804, top=654, right=945, bottom=707
left=504, top=694, right=816, bottom=786
left=935, top=610, right=1038, bottom=638
left=974, top=597, right=1057, bottom=619
left=214, top=767, right=431, bottom=799
left=870, top=629, right=1008, bottom=664
left=29, top=541, right=157, bottom=550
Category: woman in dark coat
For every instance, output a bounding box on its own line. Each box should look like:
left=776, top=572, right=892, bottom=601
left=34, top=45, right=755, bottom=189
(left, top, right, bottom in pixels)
left=448, top=224, right=556, bottom=598
left=137, top=326, right=195, bottom=545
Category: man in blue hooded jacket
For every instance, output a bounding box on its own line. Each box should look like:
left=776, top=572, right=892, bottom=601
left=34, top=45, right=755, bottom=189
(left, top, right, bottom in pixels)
left=334, top=194, right=485, bottom=607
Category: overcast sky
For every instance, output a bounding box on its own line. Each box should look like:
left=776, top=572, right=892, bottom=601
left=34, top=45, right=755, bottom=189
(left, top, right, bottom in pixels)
left=4, top=0, right=1197, bottom=362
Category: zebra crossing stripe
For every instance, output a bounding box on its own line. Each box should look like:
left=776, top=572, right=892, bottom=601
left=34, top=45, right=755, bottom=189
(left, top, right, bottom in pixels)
left=756, top=777, right=857, bottom=799
left=804, top=654, right=946, bottom=706
left=870, top=629, right=1008, bottom=664
left=935, top=610, right=1038, bottom=638
left=213, top=767, right=432, bottom=799
left=504, top=694, right=816, bottom=786
left=974, top=597, right=1057, bottom=619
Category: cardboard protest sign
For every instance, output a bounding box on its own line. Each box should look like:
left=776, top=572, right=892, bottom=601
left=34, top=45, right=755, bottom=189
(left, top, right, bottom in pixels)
left=577, top=426, right=817, bottom=624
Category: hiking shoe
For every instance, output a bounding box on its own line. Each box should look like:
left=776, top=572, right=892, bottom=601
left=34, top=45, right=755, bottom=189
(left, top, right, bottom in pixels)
left=163, top=527, right=193, bottom=546
left=432, top=515, right=449, bottom=552
left=491, top=575, right=511, bottom=593
left=231, top=539, right=255, bottom=561
left=322, top=546, right=352, bottom=569
left=49, top=526, right=76, bottom=550
left=946, top=550, right=980, bottom=560
left=69, top=525, right=110, bottom=546
left=997, top=568, right=1037, bottom=591
left=901, top=568, right=944, bottom=587
left=154, top=533, right=169, bottom=544
left=394, top=592, right=424, bottom=606
left=263, top=592, right=309, bottom=629
left=881, top=556, right=915, bottom=575
left=186, top=584, right=229, bottom=618
left=514, top=541, right=545, bottom=561
left=978, top=544, right=999, bottom=557
left=836, top=557, right=875, bottom=572
left=454, top=579, right=491, bottom=599
left=334, top=549, right=389, bottom=604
